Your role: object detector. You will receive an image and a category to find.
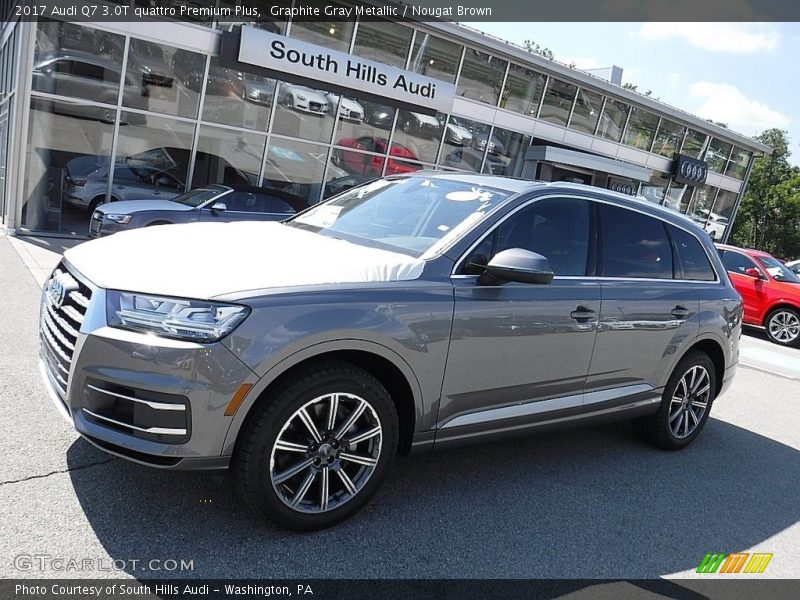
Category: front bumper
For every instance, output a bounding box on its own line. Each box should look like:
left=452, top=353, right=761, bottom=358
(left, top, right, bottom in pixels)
left=39, top=262, right=257, bottom=470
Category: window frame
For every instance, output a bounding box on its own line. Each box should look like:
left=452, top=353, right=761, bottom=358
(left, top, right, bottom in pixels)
left=452, top=193, right=722, bottom=284
left=667, top=224, right=718, bottom=282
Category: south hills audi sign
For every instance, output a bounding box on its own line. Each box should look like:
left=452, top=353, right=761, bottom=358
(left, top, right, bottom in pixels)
left=235, top=26, right=455, bottom=113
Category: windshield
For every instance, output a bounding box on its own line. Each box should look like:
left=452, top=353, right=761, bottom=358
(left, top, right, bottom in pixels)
left=172, top=188, right=224, bottom=208
left=287, top=177, right=512, bottom=256
left=757, top=256, right=800, bottom=283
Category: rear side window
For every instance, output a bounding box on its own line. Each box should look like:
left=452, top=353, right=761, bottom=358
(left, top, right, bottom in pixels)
left=669, top=226, right=717, bottom=281
left=266, top=196, right=296, bottom=214
left=600, top=204, right=673, bottom=279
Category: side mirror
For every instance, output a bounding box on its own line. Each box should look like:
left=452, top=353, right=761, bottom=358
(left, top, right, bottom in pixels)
left=210, top=202, right=227, bottom=214
left=479, top=248, right=554, bottom=286
left=744, top=267, right=762, bottom=279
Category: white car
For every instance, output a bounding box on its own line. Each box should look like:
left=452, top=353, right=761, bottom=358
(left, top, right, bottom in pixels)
left=325, top=93, right=364, bottom=122
left=786, top=259, right=800, bottom=275
left=694, top=209, right=729, bottom=241
left=279, top=83, right=329, bottom=115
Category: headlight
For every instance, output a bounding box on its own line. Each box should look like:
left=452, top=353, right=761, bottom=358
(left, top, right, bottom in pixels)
left=106, top=291, right=250, bottom=342
left=296, top=95, right=307, bottom=101
left=105, top=214, right=132, bottom=224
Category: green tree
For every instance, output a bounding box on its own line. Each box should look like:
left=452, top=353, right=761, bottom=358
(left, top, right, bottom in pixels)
left=523, top=40, right=553, bottom=60
left=731, top=129, right=800, bottom=259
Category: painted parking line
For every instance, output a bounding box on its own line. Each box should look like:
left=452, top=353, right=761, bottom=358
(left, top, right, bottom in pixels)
left=739, top=345, right=800, bottom=379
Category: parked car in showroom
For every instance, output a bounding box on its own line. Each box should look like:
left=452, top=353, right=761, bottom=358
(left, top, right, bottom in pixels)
left=278, top=83, right=329, bottom=115
left=240, top=73, right=276, bottom=105
left=89, top=184, right=308, bottom=237
left=716, top=243, right=800, bottom=347
left=41, top=174, right=741, bottom=530
left=332, top=136, right=420, bottom=176
left=361, top=101, right=394, bottom=130
left=398, top=111, right=441, bottom=139
left=324, top=93, right=364, bottom=123
left=64, top=147, right=254, bottom=212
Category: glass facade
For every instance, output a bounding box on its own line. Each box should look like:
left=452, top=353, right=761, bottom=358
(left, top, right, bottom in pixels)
left=6, top=15, right=756, bottom=239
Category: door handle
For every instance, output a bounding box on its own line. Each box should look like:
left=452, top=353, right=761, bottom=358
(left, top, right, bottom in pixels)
left=570, top=306, right=596, bottom=322
left=671, top=305, right=690, bottom=319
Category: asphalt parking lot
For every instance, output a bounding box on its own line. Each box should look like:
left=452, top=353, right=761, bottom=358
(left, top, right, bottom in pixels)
left=1, top=232, right=799, bottom=581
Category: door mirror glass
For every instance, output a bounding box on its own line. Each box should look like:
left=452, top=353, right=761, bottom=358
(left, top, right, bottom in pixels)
left=210, top=201, right=227, bottom=213
left=479, top=248, right=554, bottom=285
left=744, top=267, right=761, bottom=279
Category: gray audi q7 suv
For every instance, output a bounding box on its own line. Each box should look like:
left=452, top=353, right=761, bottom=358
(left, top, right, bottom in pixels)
left=39, top=173, right=742, bottom=530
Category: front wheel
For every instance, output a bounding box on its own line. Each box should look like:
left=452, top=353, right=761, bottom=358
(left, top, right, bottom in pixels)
left=765, top=307, right=800, bottom=348
left=634, top=350, right=717, bottom=450
left=232, top=361, right=398, bottom=530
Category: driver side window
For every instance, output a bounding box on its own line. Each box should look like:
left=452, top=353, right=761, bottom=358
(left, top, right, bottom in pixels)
left=460, top=198, right=592, bottom=277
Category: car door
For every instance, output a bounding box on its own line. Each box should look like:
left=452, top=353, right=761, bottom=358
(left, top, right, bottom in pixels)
left=718, top=249, right=766, bottom=324
left=199, top=191, right=272, bottom=222
left=437, top=195, right=602, bottom=437
left=584, top=204, right=700, bottom=397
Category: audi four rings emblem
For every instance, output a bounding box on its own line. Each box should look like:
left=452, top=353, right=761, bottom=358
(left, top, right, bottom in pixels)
left=679, top=161, right=707, bottom=182
left=46, top=272, right=78, bottom=309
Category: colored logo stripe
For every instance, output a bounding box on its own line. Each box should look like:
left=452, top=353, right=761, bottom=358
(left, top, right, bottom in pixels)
left=697, top=552, right=773, bottom=574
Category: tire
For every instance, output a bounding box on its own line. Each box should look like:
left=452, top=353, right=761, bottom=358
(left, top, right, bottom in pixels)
left=633, top=350, right=717, bottom=450
left=764, top=307, right=800, bottom=348
left=232, top=360, right=399, bottom=531
left=88, top=196, right=107, bottom=213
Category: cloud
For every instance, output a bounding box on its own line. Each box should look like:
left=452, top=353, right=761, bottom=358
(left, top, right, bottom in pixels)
left=689, top=81, right=790, bottom=131
left=638, top=23, right=779, bottom=53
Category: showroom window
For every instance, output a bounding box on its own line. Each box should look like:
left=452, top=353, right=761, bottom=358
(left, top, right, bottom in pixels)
left=568, top=88, right=603, bottom=135
left=334, top=97, right=396, bottom=159
left=393, top=110, right=444, bottom=163
left=640, top=173, right=669, bottom=205
left=262, top=137, right=328, bottom=205
left=622, top=107, right=659, bottom=151
left=664, top=182, right=690, bottom=214
left=21, top=99, right=115, bottom=233
left=706, top=138, right=733, bottom=174
left=501, top=63, right=546, bottom=117
left=408, top=33, right=462, bottom=83
left=596, top=99, right=630, bottom=142
left=33, top=21, right=124, bottom=106
left=289, top=1, right=355, bottom=53
left=216, top=0, right=289, bottom=33
left=271, top=80, right=336, bottom=144
left=324, top=152, right=385, bottom=199
left=440, top=116, right=490, bottom=169
left=111, top=112, right=195, bottom=203
left=191, top=125, right=266, bottom=188
left=725, top=146, right=751, bottom=179
left=681, top=128, right=707, bottom=159
left=600, top=204, right=674, bottom=279
left=651, top=119, right=684, bottom=157
left=482, top=128, right=530, bottom=177
left=686, top=184, right=718, bottom=231
left=202, top=58, right=273, bottom=131
left=457, top=48, right=507, bottom=106
left=539, top=78, right=577, bottom=127
left=707, top=189, right=737, bottom=241
left=123, top=39, right=202, bottom=120
left=352, top=19, right=412, bottom=68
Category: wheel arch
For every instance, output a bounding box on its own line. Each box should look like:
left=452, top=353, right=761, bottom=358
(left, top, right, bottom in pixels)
left=682, top=337, right=726, bottom=397
left=223, top=342, right=423, bottom=458
left=763, top=301, right=800, bottom=325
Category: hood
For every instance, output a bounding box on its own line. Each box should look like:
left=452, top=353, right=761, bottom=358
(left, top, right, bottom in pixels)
left=447, top=123, right=473, bottom=140
left=64, top=221, right=425, bottom=299
left=66, top=155, right=110, bottom=178
left=95, top=199, right=194, bottom=215
left=340, top=98, right=363, bottom=112
left=293, top=86, right=326, bottom=102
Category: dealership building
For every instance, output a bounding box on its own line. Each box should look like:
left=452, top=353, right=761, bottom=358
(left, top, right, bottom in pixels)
left=0, top=0, right=771, bottom=240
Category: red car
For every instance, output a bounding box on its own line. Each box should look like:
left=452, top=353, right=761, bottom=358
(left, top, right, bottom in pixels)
left=716, top=243, right=800, bottom=347
left=333, top=136, right=421, bottom=177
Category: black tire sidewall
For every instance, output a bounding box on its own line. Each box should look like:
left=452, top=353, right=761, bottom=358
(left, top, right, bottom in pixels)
left=235, top=364, right=399, bottom=531
left=765, top=308, right=800, bottom=348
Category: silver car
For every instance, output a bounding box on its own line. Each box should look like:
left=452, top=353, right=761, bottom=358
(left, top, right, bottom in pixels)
left=40, top=173, right=742, bottom=530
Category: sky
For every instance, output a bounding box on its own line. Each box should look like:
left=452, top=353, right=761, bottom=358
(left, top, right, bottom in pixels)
left=471, top=22, right=799, bottom=165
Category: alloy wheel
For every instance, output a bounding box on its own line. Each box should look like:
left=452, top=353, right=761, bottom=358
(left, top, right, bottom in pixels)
left=768, top=310, right=800, bottom=344
left=668, top=365, right=711, bottom=439
left=269, top=392, right=383, bottom=514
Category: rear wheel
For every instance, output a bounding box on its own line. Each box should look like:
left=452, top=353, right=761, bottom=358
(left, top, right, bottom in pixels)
left=765, top=307, right=800, bottom=348
left=634, top=350, right=716, bottom=450
left=232, top=361, right=398, bottom=530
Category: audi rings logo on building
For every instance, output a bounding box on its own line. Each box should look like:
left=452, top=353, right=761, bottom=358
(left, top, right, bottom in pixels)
left=673, top=154, right=709, bottom=185
left=45, top=271, right=78, bottom=309
left=609, top=181, right=637, bottom=196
